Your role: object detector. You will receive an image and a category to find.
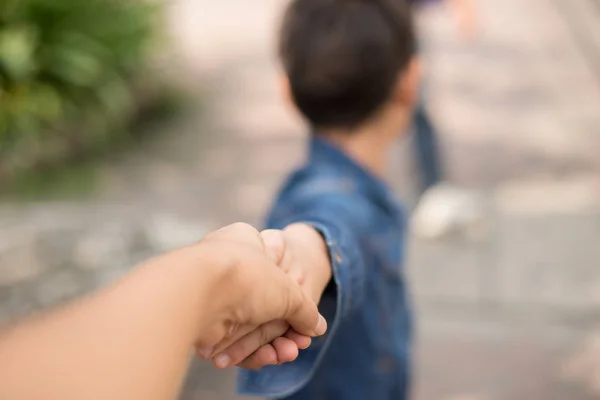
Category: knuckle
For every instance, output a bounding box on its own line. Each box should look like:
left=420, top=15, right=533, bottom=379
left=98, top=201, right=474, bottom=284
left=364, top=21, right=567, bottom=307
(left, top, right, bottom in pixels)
left=259, top=324, right=272, bottom=346
left=230, top=222, right=260, bottom=236
left=261, top=230, right=286, bottom=262
left=279, top=249, right=293, bottom=273
left=229, top=340, right=254, bottom=362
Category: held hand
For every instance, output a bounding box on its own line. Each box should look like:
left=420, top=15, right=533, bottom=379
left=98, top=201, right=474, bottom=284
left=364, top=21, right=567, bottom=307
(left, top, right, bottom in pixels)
left=193, top=223, right=327, bottom=356
left=199, top=228, right=311, bottom=369
left=207, top=224, right=332, bottom=370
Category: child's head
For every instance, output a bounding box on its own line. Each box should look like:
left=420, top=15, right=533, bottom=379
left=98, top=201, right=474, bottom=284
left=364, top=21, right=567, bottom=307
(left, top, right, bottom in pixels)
left=279, top=0, right=419, bottom=137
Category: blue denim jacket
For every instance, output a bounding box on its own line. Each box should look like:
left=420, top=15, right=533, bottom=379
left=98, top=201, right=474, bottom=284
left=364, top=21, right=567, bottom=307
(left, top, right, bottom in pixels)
left=237, top=138, right=412, bottom=399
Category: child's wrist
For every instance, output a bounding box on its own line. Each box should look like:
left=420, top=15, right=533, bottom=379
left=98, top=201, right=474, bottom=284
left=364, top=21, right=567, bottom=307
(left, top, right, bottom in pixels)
left=289, top=224, right=333, bottom=302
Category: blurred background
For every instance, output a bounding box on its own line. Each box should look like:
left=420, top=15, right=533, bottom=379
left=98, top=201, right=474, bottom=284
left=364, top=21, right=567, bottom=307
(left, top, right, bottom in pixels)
left=1, top=0, right=600, bottom=399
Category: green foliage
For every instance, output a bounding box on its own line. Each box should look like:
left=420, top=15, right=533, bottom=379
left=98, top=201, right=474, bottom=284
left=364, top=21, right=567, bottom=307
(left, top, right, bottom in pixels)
left=0, top=0, right=161, bottom=187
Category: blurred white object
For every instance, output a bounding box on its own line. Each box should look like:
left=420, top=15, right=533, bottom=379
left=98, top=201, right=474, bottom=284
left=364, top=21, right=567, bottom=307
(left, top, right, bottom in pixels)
left=411, top=183, right=485, bottom=240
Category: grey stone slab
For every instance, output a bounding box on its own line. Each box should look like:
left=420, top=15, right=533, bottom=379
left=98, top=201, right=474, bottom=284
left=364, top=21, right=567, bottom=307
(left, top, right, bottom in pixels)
left=414, top=330, right=592, bottom=400
left=181, top=360, right=244, bottom=400
left=0, top=241, right=44, bottom=287
left=73, top=222, right=138, bottom=271
left=495, top=213, right=600, bottom=311
left=407, top=237, right=492, bottom=304
left=35, top=270, right=86, bottom=308
left=2, top=285, right=39, bottom=321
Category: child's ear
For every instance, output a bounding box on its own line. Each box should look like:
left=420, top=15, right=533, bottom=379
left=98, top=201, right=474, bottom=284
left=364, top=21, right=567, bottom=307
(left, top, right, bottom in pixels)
left=395, top=56, right=422, bottom=109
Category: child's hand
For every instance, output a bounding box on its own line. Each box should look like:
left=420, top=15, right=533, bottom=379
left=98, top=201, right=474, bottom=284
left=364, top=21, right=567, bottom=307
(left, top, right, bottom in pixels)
left=204, top=224, right=332, bottom=370
left=264, top=224, right=332, bottom=304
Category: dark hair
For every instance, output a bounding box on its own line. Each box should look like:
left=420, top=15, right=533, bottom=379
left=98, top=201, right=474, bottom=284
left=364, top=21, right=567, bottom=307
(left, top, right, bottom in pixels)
left=279, top=0, right=415, bottom=129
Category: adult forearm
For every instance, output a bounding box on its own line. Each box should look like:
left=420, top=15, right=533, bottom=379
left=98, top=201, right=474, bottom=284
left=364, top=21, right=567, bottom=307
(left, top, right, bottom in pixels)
left=0, top=244, right=225, bottom=400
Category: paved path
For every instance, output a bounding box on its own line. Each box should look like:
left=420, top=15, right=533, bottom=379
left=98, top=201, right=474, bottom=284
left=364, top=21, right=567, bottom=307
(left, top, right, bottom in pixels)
left=2, top=0, right=600, bottom=398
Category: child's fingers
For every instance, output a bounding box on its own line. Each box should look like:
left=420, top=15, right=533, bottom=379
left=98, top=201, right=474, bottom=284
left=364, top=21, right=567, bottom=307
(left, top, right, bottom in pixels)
left=211, top=320, right=290, bottom=369
left=272, top=336, right=300, bottom=363
left=239, top=344, right=279, bottom=370
left=196, top=323, right=255, bottom=359
left=214, top=329, right=310, bottom=369
left=284, top=329, right=312, bottom=350
left=238, top=337, right=300, bottom=370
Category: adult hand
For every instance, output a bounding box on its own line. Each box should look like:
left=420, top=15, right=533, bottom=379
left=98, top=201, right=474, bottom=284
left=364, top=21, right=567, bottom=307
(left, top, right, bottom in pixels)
left=206, top=225, right=331, bottom=370
left=194, top=223, right=327, bottom=351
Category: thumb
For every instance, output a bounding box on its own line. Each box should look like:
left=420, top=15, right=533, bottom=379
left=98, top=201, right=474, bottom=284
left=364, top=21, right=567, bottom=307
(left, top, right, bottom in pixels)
left=281, top=278, right=328, bottom=337
left=260, top=229, right=286, bottom=265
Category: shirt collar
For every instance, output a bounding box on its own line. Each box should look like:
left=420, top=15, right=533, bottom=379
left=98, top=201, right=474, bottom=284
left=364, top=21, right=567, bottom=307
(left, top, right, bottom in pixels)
left=309, top=137, right=400, bottom=214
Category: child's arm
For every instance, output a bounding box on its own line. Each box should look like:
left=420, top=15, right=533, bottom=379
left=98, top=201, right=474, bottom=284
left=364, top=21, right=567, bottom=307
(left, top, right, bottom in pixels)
left=233, top=195, right=370, bottom=397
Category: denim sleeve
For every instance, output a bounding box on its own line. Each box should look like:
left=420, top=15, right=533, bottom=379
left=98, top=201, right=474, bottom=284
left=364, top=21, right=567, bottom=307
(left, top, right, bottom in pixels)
left=237, top=196, right=367, bottom=398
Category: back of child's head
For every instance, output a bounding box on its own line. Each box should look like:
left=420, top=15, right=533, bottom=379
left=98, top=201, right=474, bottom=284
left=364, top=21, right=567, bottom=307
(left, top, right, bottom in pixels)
left=279, top=0, right=416, bottom=130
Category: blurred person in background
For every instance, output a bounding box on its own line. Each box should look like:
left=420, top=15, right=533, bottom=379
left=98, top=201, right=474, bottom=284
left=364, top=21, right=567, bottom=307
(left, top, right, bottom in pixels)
left=409, top=0, right=481, bottom=239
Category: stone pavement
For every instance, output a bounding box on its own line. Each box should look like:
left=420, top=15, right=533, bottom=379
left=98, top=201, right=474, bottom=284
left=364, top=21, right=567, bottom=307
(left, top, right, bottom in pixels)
left=2, top=0, right=600, bottom=398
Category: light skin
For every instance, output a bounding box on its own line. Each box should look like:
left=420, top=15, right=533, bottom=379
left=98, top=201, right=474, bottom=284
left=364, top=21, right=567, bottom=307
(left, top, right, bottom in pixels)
left=204, top=224, right=332, bottom=369
left=448, top=0, right=478, bottom=39
left=418, top=0, right=478, bottom=40
left=208, top=57, right=422, bottom=370
left=0, top=223, right=327, bottom=400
